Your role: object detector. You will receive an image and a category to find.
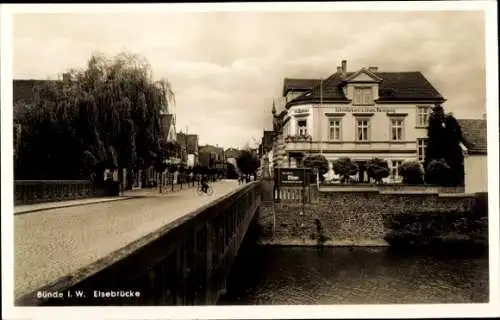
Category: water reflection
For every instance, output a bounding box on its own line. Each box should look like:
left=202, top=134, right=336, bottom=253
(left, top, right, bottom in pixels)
left=220, top=245, right=488, bottom=305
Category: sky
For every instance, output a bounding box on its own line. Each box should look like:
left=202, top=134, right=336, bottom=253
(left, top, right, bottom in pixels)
left=12, top=10, right=486, bottom=149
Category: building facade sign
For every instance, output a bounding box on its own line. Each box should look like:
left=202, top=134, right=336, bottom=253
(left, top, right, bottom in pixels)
left=334, top=106, right=396, bottom=113
left=294, top=107, right=310, bottom=115
left=275, top=167, right=312, bottom=186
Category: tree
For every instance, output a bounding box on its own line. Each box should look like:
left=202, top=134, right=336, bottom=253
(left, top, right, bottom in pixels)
left=424, top=105, right=464, bottom=186
left=332, top=157, right=358, bottom=183
left=443, top=114, right=465, bottom=186
left=425, top=104, right=447, bottom=173
left=423, top=104, right=465, bottom=186
left=426, top=159, right=452, bottom=185
left=399, top=161, right=424, bottom=185
left=366, top=158, right=389, bottom=184
left=14, top=52, right=175, bottom=180
left=302, top=154, right=329, bottom=181
left=225, top=162, right=238, bottom=179
left=236, top=149, right=260, bottom=176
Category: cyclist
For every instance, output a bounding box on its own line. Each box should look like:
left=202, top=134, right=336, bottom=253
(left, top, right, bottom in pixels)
left=200, top=174, right=209, bottom=193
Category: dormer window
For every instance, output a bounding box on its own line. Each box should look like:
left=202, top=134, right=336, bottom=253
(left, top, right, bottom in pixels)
left=353, top=87, right=373, bottom=106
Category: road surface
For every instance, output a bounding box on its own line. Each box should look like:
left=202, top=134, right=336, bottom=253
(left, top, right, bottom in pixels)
left=14, top=180, right=241, bottom=298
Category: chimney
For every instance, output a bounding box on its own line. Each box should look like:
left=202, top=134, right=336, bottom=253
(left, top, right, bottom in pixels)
left=368, top=66, right=378, bottom=72
left=341, top=60, right=347, bottom=74
left=337, top=66, right=342, bottom=73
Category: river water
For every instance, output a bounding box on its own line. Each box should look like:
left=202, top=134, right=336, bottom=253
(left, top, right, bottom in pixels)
left=220, top=242, right=489, bottom=305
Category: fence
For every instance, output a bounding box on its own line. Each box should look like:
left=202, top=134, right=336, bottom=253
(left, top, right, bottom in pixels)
left=319, top=183, right=465, bottom=194
left=15, top=180, right=95, bottom=205
left=157, top=172, right=200, bottom=192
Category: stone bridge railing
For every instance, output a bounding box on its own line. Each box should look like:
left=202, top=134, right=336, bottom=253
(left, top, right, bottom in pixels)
left=16, top=181, right=262, bottom=306
left=15, top=180, right=96, bottom=205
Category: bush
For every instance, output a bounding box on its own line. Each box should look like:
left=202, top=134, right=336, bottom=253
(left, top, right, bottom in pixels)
left=383, top=204, right=488, bottom=249
left=426, top=158, right=452, bottom=185
left=366, top=158, right=389, bottom=184
left=332, top=157, right=358, bottom=183
left=399, top=161, right=424, bottom=185
left=302, top=154, right=329, bottom=181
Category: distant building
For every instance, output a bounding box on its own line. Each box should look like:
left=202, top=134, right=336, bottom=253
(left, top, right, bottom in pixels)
left=199, top=144, right=225, bottom=169
left=271, top=59, right=446, bottom=183
left=224, top=147, right=241, bottom=161
left=177, top=132, right=199, bottom=167
left=458, top=119, right=487, bottom=193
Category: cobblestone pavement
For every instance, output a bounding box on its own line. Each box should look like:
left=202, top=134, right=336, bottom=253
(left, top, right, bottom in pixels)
left=14, top=180, right=241, bottom=298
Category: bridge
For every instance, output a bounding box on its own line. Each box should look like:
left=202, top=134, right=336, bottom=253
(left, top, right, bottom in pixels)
left=14, top=179, right=263, bottom=306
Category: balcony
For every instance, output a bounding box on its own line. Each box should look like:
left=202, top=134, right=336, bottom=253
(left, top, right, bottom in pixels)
left=284, top=134, right=313, bottom=144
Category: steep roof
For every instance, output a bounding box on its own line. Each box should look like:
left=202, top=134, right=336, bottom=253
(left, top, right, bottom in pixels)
left=282, top=78, right=318, bottom=96
left=285, top=70, right=445, bottom=107
left=458, top=119, right=487, bottom=155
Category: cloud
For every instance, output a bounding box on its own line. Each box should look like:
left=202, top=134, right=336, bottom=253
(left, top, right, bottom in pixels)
left=13, top=11, right=486, bottom=147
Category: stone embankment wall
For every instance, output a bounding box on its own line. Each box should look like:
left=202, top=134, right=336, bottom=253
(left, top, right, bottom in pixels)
left=256, top=182, right=480, bottom=247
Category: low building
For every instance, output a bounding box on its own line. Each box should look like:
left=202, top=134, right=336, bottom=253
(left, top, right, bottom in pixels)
left=271, top=59, right=446, bottom=183
left=458, top=119, right=487, bottom=193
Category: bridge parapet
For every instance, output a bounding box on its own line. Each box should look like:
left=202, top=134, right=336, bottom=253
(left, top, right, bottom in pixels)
left=16, top=181, right=261, bottom=306
left=15, top=180, right=96, bottom=205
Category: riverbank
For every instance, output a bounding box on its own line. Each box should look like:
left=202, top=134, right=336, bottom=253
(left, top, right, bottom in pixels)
left=257, top=239, right=388, bottom=247
left=256, top=188, right=488, bottom=249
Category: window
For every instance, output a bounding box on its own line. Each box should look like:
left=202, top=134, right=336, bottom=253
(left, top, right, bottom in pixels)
left=356, top=119, right=370, bottom=141
left=417, top=106, right=430, bottom=127
left=329, top=119, right=341, bottom=141
left=417, top=138, right=428, bottom=162
left=297, top=119, right=308, bottom=136
left=391, top=119, right=404, bottom=141
left=353, top=87, right=373, bottom=105
left=391, top=160, right=403, bottom=181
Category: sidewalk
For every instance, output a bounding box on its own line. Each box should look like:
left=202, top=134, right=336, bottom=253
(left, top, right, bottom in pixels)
left=14, top=196, right=137, bottom=215
left=14, top=180, right=222, bottom=215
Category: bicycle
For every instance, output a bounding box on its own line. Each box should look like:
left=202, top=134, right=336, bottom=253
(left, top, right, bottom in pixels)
left=196, top=184, right=214, bottom=196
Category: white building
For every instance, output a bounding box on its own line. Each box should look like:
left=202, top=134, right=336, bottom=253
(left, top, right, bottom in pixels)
left=458, top=119, right=488, bottom=193
left=272, top=60, right=446, bottom=183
